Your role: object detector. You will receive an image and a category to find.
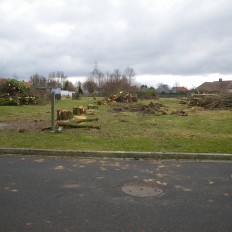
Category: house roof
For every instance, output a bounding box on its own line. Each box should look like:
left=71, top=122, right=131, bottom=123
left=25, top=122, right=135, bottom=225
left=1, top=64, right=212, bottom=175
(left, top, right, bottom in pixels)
left=175, top=87, right=188, bottom=92
left=0, top=78, right=7, bottom=85
left=197, top=80, right=232, bottom=92
left=21, top=81, right=32, bottom=88
left=227, top=81, right=232, bottom=89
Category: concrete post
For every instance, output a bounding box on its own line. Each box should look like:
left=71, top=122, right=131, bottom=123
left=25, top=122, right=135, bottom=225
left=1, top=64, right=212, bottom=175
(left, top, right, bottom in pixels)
left=51, top=92, right=55, bottom=132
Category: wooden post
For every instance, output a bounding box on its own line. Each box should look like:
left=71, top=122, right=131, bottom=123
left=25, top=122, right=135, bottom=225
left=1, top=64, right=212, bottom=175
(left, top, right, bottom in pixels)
left=51, top=92, right=55, bottom=132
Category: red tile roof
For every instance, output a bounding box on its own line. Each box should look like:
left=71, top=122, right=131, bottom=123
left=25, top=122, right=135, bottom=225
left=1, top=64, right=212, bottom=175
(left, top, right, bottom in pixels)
left=0, top=78, right=7, bottom=85
left=21, top=81, right=32, bottom=88
left=176, top=87, right=188, bottom=92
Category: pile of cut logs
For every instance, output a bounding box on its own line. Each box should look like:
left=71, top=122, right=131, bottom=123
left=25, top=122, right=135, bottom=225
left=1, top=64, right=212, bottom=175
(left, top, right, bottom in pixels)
left=98, top=91, right=138, bottom=105
left=179, top=94, right=232, bottom=109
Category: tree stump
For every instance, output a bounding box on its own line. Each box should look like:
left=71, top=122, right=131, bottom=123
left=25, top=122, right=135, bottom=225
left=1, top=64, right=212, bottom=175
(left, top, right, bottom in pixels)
left=57, top=110, right=73, bottom=120
left=73, top=106, right=86, bottom=115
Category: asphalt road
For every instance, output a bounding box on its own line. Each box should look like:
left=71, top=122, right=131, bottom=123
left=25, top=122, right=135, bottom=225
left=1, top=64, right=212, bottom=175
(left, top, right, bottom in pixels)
left=0, top=155, right=231, bottom=232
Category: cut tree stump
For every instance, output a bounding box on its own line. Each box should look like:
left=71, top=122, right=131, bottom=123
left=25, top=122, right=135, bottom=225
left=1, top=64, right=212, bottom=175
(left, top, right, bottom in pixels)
left=73, top=106, right=86, bottom=115
left=57, top=110, right=73, bottom=120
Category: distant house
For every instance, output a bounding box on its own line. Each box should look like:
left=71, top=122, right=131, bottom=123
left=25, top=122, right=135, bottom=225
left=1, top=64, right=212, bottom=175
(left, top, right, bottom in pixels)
left=0, top=78, right=7, bottom=85
left=61, top=90, right=75, bottom=97
left=197, top=78, right=232, bottom=94
left=0, top=78, right=6, bottom=82
left=21, top=80, right=32, bottom=88
left=172, top=86, right=188, bottom=93
left=31, top=86, right=49, bottom=99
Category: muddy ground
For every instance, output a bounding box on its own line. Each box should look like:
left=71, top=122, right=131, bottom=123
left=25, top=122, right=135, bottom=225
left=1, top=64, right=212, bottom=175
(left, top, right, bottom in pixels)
left=0, top=120, right=50, bottom=133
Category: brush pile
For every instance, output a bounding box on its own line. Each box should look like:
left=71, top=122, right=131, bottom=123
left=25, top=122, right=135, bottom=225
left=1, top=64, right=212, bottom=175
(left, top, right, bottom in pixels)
left=0, top=79, right=36, bottom=105
left=179, top=94, right=232, bottom=110
left=0, top=94, right=36, bottom=106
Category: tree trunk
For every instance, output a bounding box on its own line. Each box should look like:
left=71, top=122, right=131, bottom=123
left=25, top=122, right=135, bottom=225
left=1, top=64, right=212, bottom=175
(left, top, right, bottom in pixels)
left=57, top=121, right=100, bottom=129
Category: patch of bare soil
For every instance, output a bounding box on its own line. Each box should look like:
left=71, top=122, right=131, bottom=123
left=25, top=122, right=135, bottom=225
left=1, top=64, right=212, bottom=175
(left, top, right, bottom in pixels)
left=0, top=122, right=10, bottom=128
left=2, top=120, right=50, bottom=132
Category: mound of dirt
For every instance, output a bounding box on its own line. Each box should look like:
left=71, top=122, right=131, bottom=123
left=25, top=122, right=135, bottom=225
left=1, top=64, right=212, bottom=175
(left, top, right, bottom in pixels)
left=110, top=101, right=168, bottom=115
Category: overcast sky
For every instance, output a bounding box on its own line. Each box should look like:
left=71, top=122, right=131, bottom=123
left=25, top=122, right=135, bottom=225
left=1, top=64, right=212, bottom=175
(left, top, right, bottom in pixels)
left=1, top=0, right=232, bottom=88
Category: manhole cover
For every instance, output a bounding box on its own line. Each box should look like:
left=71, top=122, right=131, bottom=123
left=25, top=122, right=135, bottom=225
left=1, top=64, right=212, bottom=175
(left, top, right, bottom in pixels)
left=121, top=182, right=163, bottom=198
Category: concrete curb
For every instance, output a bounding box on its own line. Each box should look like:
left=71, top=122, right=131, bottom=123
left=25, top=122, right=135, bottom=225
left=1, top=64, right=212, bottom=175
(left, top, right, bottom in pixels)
left=0, top=148, right=232, bottom=160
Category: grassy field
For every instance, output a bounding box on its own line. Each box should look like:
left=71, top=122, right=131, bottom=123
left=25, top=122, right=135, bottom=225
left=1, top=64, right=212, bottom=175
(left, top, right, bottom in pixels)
left=0, top=97, right=232, bottom=153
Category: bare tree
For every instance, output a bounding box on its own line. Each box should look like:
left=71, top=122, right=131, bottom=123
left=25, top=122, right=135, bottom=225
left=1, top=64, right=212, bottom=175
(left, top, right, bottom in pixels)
left=90, top=63, right=105, bottom=96
left=30, top=74, right=47, bottom=86
left=83, top=77, right=97, bottom=95
left=84, top=65, right=137, bottom=96
left=156, top=83, right=170, bottom=94
left=124, top=66, right=135, bottom=86
left=48, top=71, right=67, bottom=89
left=63, top=80, right=75, bottom=91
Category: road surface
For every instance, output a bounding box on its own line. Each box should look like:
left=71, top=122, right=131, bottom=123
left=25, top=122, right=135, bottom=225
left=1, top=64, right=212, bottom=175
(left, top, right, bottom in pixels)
left=0, top=155, right=231, bottom=232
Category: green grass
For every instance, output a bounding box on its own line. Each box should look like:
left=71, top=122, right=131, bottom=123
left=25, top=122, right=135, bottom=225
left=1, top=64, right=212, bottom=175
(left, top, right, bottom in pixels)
left=0, top=97, right=232, bottom=153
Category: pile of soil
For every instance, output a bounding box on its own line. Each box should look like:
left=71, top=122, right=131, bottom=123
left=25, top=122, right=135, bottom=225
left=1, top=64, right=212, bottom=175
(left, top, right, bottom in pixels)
left=110, top=101, right=168, bottom=115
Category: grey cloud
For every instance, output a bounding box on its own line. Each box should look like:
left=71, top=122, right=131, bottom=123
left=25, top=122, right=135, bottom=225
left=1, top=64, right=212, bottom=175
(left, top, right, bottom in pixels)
left=0, top=0, right=232, bottom=79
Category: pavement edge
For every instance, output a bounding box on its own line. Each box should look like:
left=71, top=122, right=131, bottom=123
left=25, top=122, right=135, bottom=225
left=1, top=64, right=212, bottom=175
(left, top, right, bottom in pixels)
left=0, top=148, right=232, bottom=160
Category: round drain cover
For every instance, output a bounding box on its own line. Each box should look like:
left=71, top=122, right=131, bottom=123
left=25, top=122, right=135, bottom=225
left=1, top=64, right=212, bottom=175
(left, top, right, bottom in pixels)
left=121, top=182, right=163, bottom=198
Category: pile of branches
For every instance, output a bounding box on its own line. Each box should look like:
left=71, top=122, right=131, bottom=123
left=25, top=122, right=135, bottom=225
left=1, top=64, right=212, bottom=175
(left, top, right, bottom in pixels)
left=0, top=94, right=36, bottom=106
left=98, top=91, right=138, bottom=105
left=180, top=94, right=232, bottom=110
left=0, top=79, right=36, bottom=106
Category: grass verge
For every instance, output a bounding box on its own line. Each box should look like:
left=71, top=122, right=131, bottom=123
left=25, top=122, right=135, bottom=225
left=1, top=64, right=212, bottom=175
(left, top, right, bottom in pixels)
left=0, top=97, right=232, bottom=153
